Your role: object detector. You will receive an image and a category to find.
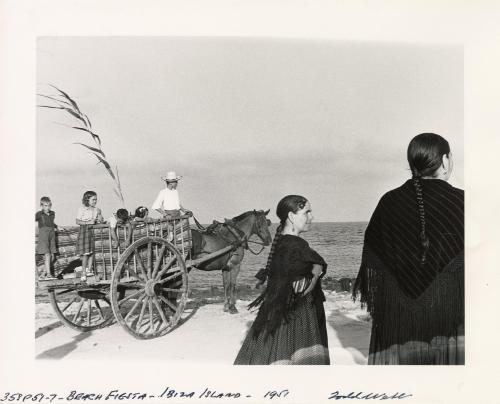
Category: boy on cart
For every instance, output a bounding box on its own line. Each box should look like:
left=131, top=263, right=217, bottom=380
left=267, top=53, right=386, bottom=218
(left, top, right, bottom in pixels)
left=151, top=171, right=192, bottom=241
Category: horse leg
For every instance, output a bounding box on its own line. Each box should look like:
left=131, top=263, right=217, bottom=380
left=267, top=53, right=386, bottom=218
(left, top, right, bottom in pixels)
left=228, top=262, right=241, bottom=314
left=222, top=269, right=230, bottom=312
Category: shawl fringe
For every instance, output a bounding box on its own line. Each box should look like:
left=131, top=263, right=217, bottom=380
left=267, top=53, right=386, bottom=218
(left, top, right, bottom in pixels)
left=353, top=246, right=464, bottom=345
left=248, top=281, right=300, bottom=339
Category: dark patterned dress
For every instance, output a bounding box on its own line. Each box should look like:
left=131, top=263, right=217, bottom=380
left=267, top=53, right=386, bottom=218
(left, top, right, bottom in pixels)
left=353, top=179, right=464, bottom=365
left=234, top=235, right=330, bottom=365
left=76, top=206, right=99, bottom=255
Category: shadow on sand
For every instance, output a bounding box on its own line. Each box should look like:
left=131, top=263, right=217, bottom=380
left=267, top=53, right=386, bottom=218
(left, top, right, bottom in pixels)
left=327, top=309, right=371, bottom=365
left=36, top=332, right=93, bottom=360
left=35, top=321, right=64, bottom=339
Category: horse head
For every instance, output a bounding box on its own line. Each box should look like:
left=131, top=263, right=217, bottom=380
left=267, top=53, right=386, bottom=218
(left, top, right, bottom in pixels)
left=229, top=209, right=272, bottom=246
left=250, top=209, right=272, bottom=246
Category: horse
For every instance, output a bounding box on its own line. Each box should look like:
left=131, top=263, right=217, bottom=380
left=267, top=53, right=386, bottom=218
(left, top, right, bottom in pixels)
left=190, top=209, right=272, bottom=313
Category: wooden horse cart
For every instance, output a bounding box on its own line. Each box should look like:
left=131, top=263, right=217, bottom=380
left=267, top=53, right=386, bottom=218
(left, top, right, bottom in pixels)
left=35, top=215, right=234, bottom=339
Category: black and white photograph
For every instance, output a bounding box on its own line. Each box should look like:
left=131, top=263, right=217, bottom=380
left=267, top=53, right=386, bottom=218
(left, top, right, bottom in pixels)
left=34, top=36, right=464, bottom=365
left=2, top=1, right=500, bottom=403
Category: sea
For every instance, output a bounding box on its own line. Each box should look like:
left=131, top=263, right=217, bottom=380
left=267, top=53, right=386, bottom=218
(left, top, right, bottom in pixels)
left=187, top=222, right=367, bottom=291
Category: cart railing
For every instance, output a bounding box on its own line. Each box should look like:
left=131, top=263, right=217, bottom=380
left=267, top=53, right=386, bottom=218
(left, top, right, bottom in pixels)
left=35, top=215, right=192, bottom=281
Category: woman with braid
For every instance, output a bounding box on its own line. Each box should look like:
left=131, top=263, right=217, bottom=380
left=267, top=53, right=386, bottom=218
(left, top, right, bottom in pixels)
left=234, top=195, right=330, bottom=365
left=353, top=133, right=464, bottom=365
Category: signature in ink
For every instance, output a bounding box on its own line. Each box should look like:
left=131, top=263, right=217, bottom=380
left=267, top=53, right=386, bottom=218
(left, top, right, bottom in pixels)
left=329, top=391, right=413, bottom=400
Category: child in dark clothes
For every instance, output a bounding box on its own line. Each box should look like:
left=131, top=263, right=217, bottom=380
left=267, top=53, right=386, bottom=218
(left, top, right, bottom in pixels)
left=108, top=208, right=131, bottom=248
left=35, top=196, right=57, bottom=279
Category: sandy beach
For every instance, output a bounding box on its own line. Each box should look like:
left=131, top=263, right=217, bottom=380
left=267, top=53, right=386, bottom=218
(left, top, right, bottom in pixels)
left=35, top=290, right=371, bottom=364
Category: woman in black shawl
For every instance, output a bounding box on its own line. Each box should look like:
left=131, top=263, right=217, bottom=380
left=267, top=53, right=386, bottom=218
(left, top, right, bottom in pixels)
left=234, top=195, right=330, bottom=365
left=353, top=133, right=464, bottom=365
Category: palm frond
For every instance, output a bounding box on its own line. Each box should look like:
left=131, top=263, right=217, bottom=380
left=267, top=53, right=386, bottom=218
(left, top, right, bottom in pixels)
left=113, top=188, right=124, bottom=204
left=92, top=153, right=116, bottom=180
left=49, top=84, right=81, bottom=113
left=37, top=94, right=73, bottom=108
left=63, top=108, right=87, bottom=126
left=115, top=166, right=125, bottom=204
left=73, top=142, right=105, bottom=157
left=38, top=105, right=65, bottom=109
left=39, top=85, right=125, bottom=205
left=72, top=127, right=101, bottom=145
left=84, top=114, right=92, bottom=129
left=115, top=165, right=121, bottom=189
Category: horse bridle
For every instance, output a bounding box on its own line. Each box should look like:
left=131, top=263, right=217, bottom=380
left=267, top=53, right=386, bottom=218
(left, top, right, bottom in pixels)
left=223, top=222, right=248, bottom=250
left=246, top=214, right=271, bottom=255
left=246, top=239, right=267, bottom=255
left=225, top=214, right=269, bottom=255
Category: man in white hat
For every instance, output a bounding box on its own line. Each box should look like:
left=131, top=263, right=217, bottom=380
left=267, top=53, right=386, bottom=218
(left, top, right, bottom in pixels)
left=151, top=171, right=191, bottom=218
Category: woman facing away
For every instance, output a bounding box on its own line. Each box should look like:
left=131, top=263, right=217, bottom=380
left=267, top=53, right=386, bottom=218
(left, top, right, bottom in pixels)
left=353, top=133, right=464, bottom=365
left=234, top=195, right=330, bottom=365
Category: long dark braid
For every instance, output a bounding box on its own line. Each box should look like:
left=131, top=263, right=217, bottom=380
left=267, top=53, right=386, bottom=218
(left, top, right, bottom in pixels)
left=412, top=172, right=430, bottom=265
left=407, top=133, right=450, bottom=266
left=254, top=224, right=283, bottom=283
left=249, top=225, right=283, bottom=308
left=265, top=224, right=283, bottom=274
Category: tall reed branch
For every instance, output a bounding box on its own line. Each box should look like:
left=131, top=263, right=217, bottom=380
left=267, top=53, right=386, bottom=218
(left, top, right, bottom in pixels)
left=37, top=85, right=125, bottom=205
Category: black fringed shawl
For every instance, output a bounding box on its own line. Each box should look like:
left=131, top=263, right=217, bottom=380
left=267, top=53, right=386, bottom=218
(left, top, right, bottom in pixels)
left=353, top=179, right=464, bottom=346
left=249, top=235, right=327, bottom=338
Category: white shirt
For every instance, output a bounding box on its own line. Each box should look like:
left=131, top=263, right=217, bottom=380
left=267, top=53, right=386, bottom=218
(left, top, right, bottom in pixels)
left=76, top=206, right=100, bottom=222
left=108, top=215, right=118, bottom=229
left=152, top=188, right=181, bottom=211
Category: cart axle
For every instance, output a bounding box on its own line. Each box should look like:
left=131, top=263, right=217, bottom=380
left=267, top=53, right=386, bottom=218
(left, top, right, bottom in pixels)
left=144, top=280, right=159, bottom=297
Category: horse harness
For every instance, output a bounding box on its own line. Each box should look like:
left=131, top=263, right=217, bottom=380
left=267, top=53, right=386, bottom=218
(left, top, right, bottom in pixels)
left=195, top=217, right=267, bottom=256
left=208, top=220, right=248, bottom=251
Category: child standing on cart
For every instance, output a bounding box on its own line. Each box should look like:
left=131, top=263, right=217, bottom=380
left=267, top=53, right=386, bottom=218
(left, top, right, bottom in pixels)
left=76, top=191, right=104, bottom=281
left=35, top=196, right=57, bottom=279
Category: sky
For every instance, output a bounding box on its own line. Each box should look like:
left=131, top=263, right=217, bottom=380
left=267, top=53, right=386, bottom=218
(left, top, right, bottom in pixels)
left=36, top=37, right=463, bottom=224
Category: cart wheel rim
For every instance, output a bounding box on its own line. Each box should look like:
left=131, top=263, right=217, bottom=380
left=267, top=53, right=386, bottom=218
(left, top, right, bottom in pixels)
left=49, top=287, right=114, bottom=332
left=110, top=236, right=188, bottom=339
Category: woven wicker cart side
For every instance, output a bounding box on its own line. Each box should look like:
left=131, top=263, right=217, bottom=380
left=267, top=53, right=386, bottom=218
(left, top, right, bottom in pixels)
left=35, top=216, right=192, bottom=280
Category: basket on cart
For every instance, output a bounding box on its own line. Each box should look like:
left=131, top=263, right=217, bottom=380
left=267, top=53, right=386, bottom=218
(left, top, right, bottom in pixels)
left=36, top=216, right=192, bottom=339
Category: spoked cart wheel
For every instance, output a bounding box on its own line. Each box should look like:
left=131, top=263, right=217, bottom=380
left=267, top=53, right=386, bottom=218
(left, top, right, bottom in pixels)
left=110, top=236, right=189, bottom=339
left=49, top=286, right=114, bottom=332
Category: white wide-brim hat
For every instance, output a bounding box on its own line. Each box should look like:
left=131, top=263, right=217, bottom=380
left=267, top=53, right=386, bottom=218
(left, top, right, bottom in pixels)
left=161, top=171, right=182, bottom=182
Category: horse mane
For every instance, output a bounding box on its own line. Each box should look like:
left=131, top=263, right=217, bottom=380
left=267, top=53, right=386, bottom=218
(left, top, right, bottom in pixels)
left=231, top=210, right=262, bottom=222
